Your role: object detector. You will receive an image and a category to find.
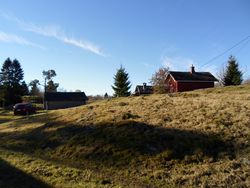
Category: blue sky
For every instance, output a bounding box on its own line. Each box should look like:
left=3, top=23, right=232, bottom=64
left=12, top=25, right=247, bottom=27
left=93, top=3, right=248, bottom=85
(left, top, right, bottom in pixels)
left=0, top=0, right=249, bottom=95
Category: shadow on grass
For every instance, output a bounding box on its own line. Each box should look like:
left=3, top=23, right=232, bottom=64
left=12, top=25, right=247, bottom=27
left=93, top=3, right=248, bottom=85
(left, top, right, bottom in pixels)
left=0, top=119, right=235, bottom=168
left=0, top=158, right=51, bottom=188
left=0, top=110, right=15, bottom=124
left=0, top=118, right=12, bottom=124
left=0, top=110, right=36, bottom=125
left=0, top=112, right=50, bottom=129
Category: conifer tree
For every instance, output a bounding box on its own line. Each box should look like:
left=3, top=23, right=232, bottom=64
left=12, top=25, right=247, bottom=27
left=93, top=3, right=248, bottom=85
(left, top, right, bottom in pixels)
left=222, top=56, right=243, bottom=86
left=0, top=58, right=25, bottom=106
left=21, top=81, right=29, bottom=95
left=112, top=66, right=131, bottom=97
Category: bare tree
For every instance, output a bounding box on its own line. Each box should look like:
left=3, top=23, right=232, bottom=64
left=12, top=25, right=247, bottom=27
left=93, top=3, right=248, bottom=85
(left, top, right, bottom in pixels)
left=243, top=77, right=250, bottom=84
left=150, top=67, right=169, bottom=94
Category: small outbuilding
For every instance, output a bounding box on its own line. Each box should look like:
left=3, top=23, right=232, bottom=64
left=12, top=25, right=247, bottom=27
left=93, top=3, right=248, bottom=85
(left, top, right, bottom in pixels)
left=166, top=65, right=218, bottom=92
left=134, top=83, right=153, bottom=95
left=44, top=92, right=88, bottom=110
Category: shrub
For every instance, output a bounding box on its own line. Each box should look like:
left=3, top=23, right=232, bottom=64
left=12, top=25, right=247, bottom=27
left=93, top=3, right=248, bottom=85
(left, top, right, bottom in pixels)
left=22, top=95, right=43, bottom=104
left=122, top=112, right=140, bottom=120
left=118, top=102, right=129, bottom=106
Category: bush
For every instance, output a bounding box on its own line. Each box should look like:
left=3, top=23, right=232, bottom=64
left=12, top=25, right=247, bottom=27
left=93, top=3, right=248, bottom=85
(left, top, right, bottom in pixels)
left=122, top=112, right=140, bottom=120
left=118, top=102, right=129, bottom=106
left=22, top=95, right=43, bottom=104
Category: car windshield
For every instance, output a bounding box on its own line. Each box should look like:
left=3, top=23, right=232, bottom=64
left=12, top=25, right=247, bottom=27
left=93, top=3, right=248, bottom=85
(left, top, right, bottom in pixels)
left=15, top=104, right=27, bottom=109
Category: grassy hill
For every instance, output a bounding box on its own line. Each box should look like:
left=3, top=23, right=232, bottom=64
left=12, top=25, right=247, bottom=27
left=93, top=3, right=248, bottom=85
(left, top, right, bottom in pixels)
left=0, top=85, right=249, bottom=187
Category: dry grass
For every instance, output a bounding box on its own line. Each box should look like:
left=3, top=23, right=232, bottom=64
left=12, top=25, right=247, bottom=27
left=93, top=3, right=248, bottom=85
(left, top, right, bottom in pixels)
left=0, top=85, right=249, bottom=187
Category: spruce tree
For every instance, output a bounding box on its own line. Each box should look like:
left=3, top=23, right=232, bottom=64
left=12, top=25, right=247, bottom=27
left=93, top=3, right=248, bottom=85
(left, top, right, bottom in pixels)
left=21, top=81, right=29, bottom=95
left=223, top=56, right=243, bottom=86
left=0, top=58, right=25, bottom=106
left=112, top=66, right=131, bottom=97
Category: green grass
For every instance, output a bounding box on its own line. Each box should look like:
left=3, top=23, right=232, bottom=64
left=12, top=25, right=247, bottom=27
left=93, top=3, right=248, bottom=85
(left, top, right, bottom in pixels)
left=0, top=85, right=250, bottom=187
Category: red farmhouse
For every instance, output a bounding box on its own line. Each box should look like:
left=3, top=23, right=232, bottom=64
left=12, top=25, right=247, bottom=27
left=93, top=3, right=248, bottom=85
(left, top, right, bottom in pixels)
left=166, top=65, right=218, bottom=92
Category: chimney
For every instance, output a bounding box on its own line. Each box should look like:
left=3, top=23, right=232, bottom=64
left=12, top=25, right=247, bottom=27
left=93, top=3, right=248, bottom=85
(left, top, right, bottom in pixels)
left=190, top=65, right=195, bottom=74
left=143, top=83, right=147, bottom=90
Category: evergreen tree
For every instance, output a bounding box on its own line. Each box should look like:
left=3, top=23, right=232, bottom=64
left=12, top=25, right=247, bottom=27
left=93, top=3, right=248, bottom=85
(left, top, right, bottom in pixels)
left=0, top=85, right=5, bottom=107
left=104, top=92, right=109, bottom=99
left=1, top=58, right=24, bottom=86
left=112, top=66, right=131, bottom=97
left=222, top=56, right=243, bottom=86
left=0, top=58, right=25, bottom=106
left=21, top=81, right=29, bottom=95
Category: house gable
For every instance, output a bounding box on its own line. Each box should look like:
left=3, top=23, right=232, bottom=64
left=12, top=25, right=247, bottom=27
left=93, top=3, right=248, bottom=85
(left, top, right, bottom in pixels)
left=134, top=83, right=153, bottom=95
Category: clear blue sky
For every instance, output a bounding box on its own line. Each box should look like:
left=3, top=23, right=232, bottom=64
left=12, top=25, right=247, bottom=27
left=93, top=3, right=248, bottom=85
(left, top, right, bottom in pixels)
left=0, top=0, right=249, bottom=95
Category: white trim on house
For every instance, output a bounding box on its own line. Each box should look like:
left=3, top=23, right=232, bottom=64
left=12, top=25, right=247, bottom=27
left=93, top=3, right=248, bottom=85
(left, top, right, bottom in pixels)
left=166, top=74, right=177, bottom=82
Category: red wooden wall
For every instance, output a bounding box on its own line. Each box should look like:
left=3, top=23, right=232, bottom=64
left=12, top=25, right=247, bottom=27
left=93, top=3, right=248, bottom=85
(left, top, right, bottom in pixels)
left=177, top=81, right=214, bottom=92
left=166, top=76, right=215, bottom=92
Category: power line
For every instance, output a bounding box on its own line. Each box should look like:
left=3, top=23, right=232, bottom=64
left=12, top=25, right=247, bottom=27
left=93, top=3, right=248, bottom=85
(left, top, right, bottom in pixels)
left=201, top=35, right=250, bottom=68
left=234, top=39, right=250, bottom=55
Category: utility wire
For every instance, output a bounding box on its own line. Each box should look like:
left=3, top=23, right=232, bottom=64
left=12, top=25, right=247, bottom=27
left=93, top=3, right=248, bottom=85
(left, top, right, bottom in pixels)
left=234, top=39, right=250, bottom=55
left=201, top=35, right=250, bottom=68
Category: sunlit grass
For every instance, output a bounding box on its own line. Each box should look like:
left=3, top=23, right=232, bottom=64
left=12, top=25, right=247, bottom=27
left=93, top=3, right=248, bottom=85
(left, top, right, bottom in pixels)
left=0, top=84, right=249, bottom=187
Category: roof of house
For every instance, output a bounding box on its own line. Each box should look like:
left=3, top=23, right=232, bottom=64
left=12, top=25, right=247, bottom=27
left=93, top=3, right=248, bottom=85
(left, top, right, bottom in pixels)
left=135, top=85, right=153, bottom=94
left=168, top=71, right=218, bottom=82
left=44, top=92, right=88, bottom=102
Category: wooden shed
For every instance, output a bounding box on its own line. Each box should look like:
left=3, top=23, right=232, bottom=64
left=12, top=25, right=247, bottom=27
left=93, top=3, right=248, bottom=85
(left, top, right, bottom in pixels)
left=166, top=65, right=218, bottom=92
left=44, top=92, right=88, bottom=110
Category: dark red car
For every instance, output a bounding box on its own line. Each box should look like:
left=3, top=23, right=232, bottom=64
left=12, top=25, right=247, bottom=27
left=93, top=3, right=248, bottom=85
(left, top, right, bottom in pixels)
left=13, top=103, right=36, bottom=115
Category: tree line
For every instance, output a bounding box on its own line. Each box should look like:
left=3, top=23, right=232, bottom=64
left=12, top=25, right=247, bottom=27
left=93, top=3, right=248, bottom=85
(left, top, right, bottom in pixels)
left=0, top=57, right=59, bottom=107
left=112, top=55, right=245, bottom=96
left=0, top=55, right=246, bottom=107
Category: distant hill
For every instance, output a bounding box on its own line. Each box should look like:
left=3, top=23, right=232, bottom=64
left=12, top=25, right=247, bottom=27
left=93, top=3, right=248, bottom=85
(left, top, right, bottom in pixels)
left=0, top=85, right=249, bottom=187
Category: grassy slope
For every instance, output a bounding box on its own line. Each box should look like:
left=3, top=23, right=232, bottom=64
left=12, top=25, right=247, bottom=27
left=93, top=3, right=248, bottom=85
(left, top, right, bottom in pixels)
left=0, top=85, right=249, bottom=187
